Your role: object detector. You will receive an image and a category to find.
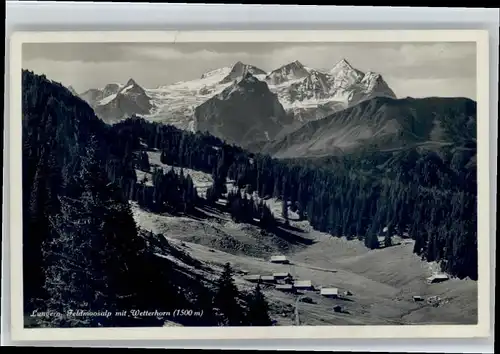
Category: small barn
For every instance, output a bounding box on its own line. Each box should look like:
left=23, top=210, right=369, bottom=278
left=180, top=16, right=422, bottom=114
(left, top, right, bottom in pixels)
left=276, top=284, right=295, bottom=293
left=320, top=288, right=339, bottom=298
left=261, top=275, right=276, bottom=283
left=270, top=255, right=290, bottom=264
left=413, top=295, right=424, bottom=302
left=243, top=275, right=261, bottom=283
left=294, top=280, right=314, bottom=290
left=426, top=274, right=449, bottom=284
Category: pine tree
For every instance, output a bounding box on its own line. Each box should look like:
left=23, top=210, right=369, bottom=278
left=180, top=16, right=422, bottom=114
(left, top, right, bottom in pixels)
left=281, top=176, right=290, bottom=225
left=205, top=186, right=217, bottom=205
left=364, top=226, right=380, bottom=250
left=192, top=287, right=217, bottom=326
left=281, top=199, right=289, bottom=225
left=41, top=136, right=148, bottom=327
left=384, top=223, right=393, bottom=247
left=246, top=282, right=272, bottom=326
left=213, top=262, right=244, bottom=326
left=42, top=195, right=96, bottom=327
left=42, top=161, right=116, bottom=326
left=384, top=232, right=392, bottom=248
left=139, top=151, right=150, bottom=171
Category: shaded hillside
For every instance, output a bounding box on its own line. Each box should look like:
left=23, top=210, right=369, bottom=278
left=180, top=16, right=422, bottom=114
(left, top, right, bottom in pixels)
left=21, top=71, right=229, bottom=327
left=263, top=96, right=477, bottom=158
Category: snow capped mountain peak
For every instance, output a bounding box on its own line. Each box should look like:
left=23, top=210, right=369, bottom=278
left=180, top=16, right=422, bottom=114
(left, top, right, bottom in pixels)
left=126, top=78, right=138, bottom=87
left=101, top=83, right=123, bottom=98
left=362, top=71, right=384, bottom=83
left=284, top=60, right=305, bottom=69
left=216, top=73, right=268, bottom=101
left=266, top=60, right=309, bottom=85
left=357, top=71, right=396, bottom=99
left=231, top=60, right=265, bottom=72
left=329, top=58, right=362, bottom=78
left=333, top=58, right=353, bottom=70
left=285, top=69, right=331, bottom=103
left=232, top=60, right=245, bottom=69
left=361, top=72, right=387, bottom=89
left=119, top=79, right=149, bottom=97
left=220, top=62, right=267, bottom=84
left=328, top=59, right=365, bottom=93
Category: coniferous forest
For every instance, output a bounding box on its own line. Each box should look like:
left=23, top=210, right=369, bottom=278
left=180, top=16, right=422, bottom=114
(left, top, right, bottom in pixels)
left=21, top=70, right=477, bottom=328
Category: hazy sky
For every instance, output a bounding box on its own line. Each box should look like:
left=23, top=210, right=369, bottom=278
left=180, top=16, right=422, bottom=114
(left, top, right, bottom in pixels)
left=22, top=41, right=477, bottom=100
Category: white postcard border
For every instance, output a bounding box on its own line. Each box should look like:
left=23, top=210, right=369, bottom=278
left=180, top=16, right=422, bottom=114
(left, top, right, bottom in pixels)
left=8, top=29, right=491, bottom=342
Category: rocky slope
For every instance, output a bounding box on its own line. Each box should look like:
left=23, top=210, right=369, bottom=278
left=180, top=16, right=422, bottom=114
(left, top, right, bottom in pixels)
left=194, top=72, right=292, bottom=148
left=219, top=61, right=267, bottom=84
left=265, top=60, right=310, bottom=85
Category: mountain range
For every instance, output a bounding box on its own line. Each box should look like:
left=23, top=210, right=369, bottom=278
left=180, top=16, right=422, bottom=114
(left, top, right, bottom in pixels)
left=76, top=59, right=475, bottom=158
left=77, top=59, right=396, bottom=147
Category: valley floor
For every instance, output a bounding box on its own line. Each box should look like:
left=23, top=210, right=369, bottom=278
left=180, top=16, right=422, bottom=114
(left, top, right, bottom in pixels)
left=130, top=151, right=478, bottom=327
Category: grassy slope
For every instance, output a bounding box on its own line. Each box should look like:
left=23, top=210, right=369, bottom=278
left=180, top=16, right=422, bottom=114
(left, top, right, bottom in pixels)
left=131, top=151, right=477, bottom=326
left=264, top=96, right=476, bottom=158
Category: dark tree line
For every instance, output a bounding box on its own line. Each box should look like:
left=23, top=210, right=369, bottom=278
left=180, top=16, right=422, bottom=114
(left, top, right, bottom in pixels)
left=132, top=166, right=199, bottom=215
left=112, top=116, right=478, bottom=280
left=135, top=151, right=150, bottom=171
left=225, top=189, right=276, bottom=229
left=41, top=136, right=168, bottom=327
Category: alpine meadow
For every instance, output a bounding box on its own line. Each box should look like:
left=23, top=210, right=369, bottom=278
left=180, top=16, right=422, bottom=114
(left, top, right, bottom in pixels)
left=21, top=40, right=479, bottom=328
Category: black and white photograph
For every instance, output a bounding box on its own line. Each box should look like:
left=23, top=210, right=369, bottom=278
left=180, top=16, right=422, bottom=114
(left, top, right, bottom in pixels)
left=8, top=30, right=492, bottom=340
